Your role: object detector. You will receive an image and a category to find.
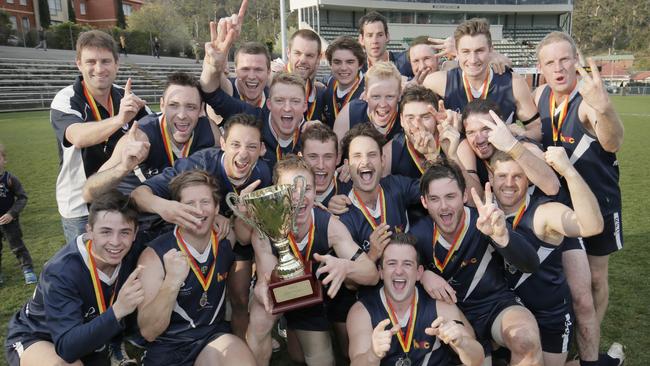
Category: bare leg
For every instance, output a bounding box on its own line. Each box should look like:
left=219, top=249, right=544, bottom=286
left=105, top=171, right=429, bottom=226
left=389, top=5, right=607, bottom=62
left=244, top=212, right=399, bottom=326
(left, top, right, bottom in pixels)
left=587, top=254, right=610, bottom=325
left=19, top=341, right=83, bottom=366
left=195, top=333, right=256, bottom=366
left=246, top=298, right=279, bottom=366
left=229, top=259, right=253, bottom=339
left=294, top=329, right=334, bottom=366
left=492, top=305, right=543, bottom=366
left=563, top=249, right=599, bottom=362
left=542, top=351, right=568, bottom=366
left=286, top=329, right=306, bottom=364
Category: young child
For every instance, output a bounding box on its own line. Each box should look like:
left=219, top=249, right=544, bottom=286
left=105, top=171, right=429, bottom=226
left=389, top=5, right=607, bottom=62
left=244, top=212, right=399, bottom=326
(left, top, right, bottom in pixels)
left=0, top=143, right=36, bottom=285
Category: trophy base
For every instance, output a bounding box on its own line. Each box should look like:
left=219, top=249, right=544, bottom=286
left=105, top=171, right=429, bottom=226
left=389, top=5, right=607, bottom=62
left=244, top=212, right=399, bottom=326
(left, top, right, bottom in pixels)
left=269, top=262, right=323, bottom=315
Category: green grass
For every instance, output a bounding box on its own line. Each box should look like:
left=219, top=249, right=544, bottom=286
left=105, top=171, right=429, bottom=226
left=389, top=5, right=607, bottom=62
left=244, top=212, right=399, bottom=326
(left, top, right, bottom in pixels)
left=0, top=96, right=649, bottom=365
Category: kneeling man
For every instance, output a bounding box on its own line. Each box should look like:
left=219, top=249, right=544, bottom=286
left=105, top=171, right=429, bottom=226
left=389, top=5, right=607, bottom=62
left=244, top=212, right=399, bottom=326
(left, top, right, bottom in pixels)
left=5, top=190, right=143, bottom=366
left=136, top=170, right=255, bottom=365
left=347, top=233, right=484, bottom=366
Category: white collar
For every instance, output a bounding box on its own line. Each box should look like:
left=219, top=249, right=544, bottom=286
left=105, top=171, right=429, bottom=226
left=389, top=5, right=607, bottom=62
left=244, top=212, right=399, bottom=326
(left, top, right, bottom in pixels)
left=77, top=235, right=121, bottom=285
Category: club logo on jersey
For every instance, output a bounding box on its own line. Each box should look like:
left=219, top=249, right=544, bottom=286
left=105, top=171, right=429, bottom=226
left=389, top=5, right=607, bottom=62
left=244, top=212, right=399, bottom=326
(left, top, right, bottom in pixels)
left=459, top=257, right=478, bottom=269
left=216, top=272, right=228, bottom=283
left=559, top=134, right=575, bottom=144
left=503, top=259, right=518, bottom=274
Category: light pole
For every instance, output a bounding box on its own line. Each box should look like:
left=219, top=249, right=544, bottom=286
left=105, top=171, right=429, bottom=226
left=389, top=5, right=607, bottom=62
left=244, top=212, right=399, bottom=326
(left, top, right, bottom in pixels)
left=280, top=0, right=287, bottom=62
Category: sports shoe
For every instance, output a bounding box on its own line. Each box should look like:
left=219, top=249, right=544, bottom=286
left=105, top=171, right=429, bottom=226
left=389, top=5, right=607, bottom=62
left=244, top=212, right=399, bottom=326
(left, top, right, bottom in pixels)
left=607, top=342, right=625, bottom=366
left=110, top=342, right=138, bottom=366
left=23, top=270, right=37, bottom=284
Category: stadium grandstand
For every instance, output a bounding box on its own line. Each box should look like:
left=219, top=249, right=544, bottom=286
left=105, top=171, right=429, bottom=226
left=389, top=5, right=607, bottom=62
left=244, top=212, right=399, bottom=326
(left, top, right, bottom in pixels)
left=290, top=0, right=573, bottom=68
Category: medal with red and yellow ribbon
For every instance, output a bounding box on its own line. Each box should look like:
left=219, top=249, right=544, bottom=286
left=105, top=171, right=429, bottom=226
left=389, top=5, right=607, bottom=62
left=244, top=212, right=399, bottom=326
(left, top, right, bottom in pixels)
left=275, top=127, right=300, bottom=163
left=549, top=91, right=569, bottom=145
left=175, top=227, right=219, bottom=308
left=288, top=222, right=315, bottom=264
left=353, top=187, right=387, bottom=230
left=462, top=70, right=491, bottom=103
left=160, top=114, right=193, bottom=165
left=432, top=209, right=468, bottom=272
left=511, top=199, right=527, bottom=230
left=305, top=78, right=318, bottom=120
left=86, top=240, right=117, bottom=314
left=332, top=75, right=362, bottom=119
left=82, top=80, right=114, bottom=121
left=405, top=135, right=439, bottom=174
left=383, top=289, right=418, bottom=357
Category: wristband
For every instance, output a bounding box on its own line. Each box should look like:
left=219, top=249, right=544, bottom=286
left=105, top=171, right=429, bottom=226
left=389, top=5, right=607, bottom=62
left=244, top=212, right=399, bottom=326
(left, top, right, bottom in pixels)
left=508, top=141, right=526, bottom=160
left=521, top=112, right=540, bottom=125
left=350, top=248, right=364, bottom=262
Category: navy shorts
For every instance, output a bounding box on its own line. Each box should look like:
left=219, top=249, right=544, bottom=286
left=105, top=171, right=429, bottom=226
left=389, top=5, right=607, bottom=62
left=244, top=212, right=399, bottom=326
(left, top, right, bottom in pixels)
left=143, top=331, right=226, bottom=366
left=5, top=333, right=42, bottom=366
left=326, top=286, right=357, bottom=323
left=580, top=211, right=623, bottom=256
left=462, top=295, right=522, bottom=355
left=537, top=310, right=573, bottom=354
left=285, top=301, right=330, bottom=331
left=233, top=242, right=254, bottom=261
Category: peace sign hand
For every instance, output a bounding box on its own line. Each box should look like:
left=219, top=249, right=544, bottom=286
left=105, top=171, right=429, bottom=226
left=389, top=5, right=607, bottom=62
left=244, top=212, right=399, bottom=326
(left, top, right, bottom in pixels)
left=471, top=183, right=508, bottom=246
left=204, top=18, right=237, bottom=73
left=576, top=58, right=610, bottom=114
left=120, top=121, right=150, bottom=171
left=478, top=110, right=518, bottom=153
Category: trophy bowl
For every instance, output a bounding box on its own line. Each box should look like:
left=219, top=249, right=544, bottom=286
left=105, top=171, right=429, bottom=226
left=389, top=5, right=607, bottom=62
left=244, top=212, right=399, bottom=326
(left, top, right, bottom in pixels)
left=226, top=177, right=323, bottom=314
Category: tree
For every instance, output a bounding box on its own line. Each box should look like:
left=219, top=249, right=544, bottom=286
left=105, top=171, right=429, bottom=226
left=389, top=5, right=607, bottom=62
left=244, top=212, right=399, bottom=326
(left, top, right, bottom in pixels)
left=67, top=0, right=76, bottom=23
left=116, top=0, right=127, bottom=29
left=38, top=0, right=51, bottom=28
left=127, top=1, right=190, bottom=56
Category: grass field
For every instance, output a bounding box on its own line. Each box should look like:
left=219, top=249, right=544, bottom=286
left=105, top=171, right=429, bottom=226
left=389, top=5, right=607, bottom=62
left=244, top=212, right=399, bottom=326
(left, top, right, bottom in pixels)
left=0, top=96, right=648, bottom=365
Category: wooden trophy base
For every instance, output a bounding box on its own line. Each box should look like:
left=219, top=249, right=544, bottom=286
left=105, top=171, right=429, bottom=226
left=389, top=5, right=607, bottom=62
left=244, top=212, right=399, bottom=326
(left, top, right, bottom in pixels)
left=268, top=262, right=323, bottom=315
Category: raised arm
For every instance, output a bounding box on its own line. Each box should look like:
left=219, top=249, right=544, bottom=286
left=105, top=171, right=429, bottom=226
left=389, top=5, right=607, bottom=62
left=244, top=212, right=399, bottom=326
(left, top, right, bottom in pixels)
left=429, top=301, right=484, bottom=366
left=537, top=147, right=604, bottom=241
left=577, top=59, right=624, bottom=152
left=479, top=110, right=560, bottom=196
left=82, top=121, right=150, bottom=202
left=65, top=79, right=147, bottom=148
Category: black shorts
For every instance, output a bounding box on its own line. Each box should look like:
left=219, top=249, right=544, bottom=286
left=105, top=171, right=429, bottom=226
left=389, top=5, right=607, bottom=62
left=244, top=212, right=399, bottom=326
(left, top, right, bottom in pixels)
left=462, top=295, right=522, bottom=355
left=233, top=242, right=254, bottom=261
left=561, top=236, right=583, bottom=252
left=580, top=211, right=623, bottom=256
left=536, top=310, right=573, bottom=354
left=143, top=331, right=227, bottom=366
left=5, top=333, right=42, bottom=366
left=285, top=302, right=330, bottom=331
left=326, top=286, right=356, bottom=323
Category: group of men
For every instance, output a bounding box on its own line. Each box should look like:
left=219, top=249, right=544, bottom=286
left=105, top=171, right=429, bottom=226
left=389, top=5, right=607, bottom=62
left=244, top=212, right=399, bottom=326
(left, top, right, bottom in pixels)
left=3, top=2, right=626, bottom=366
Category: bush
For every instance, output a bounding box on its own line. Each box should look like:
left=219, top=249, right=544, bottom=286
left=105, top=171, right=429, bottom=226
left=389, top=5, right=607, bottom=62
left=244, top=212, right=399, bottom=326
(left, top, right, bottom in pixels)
left=48, top=22, right=91, bottom=50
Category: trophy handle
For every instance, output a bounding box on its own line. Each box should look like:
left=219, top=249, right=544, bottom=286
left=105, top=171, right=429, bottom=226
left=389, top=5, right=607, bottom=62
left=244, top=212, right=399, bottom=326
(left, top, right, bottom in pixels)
left=291, top=175, right=306, bottom=235
left=225, top=192, right=264, bottom=237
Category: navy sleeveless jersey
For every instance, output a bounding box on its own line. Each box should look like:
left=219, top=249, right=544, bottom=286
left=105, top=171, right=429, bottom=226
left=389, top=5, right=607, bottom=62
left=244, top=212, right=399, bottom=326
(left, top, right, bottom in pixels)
left=339, top=175, right=420, bottom=252
left=538, top=86, right=621, bottom=214
left=409, top=208, right=520, bottom=312
left=444, top=68, right=517, bottom=123
left=305, top=82, right=327, bottom=122
left=284, top=207, right=333, bottom=330
left=147, top=230, right=234, bottom=345
left=503, top=192, right=571, bottom=315
left=359, top=286, right=450, bottom=365
left=118, top=113, right=216, bottom=194
left=360, top=51, right=414, bottom=78
left=322, top=75, right=366, bottom=128
left=5, top=237, right=137, bottom=363
left=348, top=99, right=403, bottom=142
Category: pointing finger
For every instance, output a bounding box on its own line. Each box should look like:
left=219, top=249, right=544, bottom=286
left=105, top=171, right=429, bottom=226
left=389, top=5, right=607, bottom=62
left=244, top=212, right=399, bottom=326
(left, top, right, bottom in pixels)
left=125, top=265, right=143, bottom=284
left=376, top=318, right=392, bottom=332
left=124, top=78, right=132, bottom=95
left=238, top=0, right=249, bottom=21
